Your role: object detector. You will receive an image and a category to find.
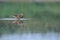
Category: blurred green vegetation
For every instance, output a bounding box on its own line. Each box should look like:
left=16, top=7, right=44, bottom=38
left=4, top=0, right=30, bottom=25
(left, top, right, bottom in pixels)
left=0, top=2, right=60, bottom=34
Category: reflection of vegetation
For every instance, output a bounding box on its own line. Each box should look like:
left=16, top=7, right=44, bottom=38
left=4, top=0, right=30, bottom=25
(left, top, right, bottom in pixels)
left=0, top=2, right=60, bottom=34
left=0, top=19, right=60, bottom=34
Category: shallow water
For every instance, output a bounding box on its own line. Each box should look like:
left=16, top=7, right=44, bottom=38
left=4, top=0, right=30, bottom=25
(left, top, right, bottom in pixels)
left=0, top=32, right=60, bottom=40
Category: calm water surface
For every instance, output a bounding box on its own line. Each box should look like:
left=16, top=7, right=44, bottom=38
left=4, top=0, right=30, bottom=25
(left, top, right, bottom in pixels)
left=0, top=32, right=60, bottom=40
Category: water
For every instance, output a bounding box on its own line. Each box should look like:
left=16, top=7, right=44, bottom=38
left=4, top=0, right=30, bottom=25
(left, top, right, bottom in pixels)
left=0, top=32, right=60, bottom=40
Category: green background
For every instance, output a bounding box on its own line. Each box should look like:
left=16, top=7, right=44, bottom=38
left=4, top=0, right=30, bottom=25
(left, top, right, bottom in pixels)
left=0, top=2, right=60, bottom=35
